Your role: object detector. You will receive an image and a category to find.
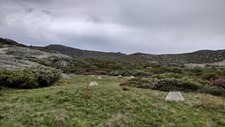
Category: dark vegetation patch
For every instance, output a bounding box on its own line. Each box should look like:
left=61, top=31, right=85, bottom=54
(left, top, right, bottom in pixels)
left=120, top=71, right=225, bottom=96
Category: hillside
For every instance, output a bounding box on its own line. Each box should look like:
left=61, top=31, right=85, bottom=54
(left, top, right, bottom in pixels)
left=44, top=43, right=225, bottom=65
left=0, top=38, right=26, bottom=47
left=125, top=50, right=225, bottom=65
left=44, top=44, right=126, bottom=59
left=0, top=38, right=72, bottom=70
left=1, top=37, right=225, bottom=71
left=0, top=75, right=224, bottom=126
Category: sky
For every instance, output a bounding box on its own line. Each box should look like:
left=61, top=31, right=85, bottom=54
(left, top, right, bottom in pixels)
left=0, top=0, right=225, bottom=54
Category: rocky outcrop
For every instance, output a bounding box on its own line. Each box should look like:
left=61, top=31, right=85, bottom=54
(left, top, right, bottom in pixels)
left=0, top=43, right=72, bottom=70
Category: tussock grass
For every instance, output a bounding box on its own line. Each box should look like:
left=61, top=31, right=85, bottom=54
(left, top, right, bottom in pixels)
left=0, top=75, right=224, bottom=127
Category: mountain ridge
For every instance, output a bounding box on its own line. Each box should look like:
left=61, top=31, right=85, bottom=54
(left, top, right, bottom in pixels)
left=1, top=37, right=225, bottom=65
left=44, top=44, right=126, bottom=59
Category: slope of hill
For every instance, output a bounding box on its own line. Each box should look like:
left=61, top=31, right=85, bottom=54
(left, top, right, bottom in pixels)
left=0, top=75, right=224, bottom=126
left=1, top=37, right=225, bottom=70
left=0, top=38, right=72, bottom=70
left=125, top=50, right=225, bottom=65
left=44, top=44, right=225, bottom=65
left=0, top=38, right=26, bottom=48
left=45, top=44, right=126, bottom=59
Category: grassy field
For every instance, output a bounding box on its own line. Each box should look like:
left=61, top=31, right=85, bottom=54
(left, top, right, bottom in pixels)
left=0, top=75, right=225, bottom=127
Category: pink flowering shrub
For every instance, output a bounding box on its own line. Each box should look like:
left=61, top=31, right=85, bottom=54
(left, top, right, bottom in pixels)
left=210, top=77, right=225, bottom=89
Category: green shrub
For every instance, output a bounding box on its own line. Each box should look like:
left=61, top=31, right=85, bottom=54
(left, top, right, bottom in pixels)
left=132, top=70, right=151, bottom=77
left=185, top=67, right=204, bottom=76
left=122, top=76, right=204, bottom=92
left=149, top=67, right=171, bottom=74
left=171, top=67, right=182, bottom=73
left=201, top=72, right=219, bottom=80
left=122, top=78, right=153, bottom=89
left=29, top=66, right=62, bottom=87
left=201, top=85, right=225, bottom=96
left=152, top=73, right=183, bottom=79
left=0, top=70, right=37, bottom=88
left=151, top=77, right=203, bottom=92
left=0, top=66, right=61, bottom=89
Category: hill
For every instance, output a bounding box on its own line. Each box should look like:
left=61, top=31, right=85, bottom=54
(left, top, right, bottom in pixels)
left=125, top=50, right=225, bottom=65
left=1, top=37, right=225, bottom=71
left=0, top=38, right=72, bottom=70
left=44, top=44, right=126, bottom=59
left=0, top=37, right=26, bottom=47
left=44, top=43, right=225, bottom=65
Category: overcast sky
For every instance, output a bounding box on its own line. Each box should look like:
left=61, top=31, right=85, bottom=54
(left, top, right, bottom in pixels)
left=0, top=0, right=225, bottom=54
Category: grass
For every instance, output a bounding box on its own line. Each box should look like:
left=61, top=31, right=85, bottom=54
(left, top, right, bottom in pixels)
left=0, top=75, right=224, bottom=127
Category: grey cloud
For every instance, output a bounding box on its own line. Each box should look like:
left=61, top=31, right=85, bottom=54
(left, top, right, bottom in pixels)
left=0, top=0, right=225, bottom=54
left=25, top=8, right=33, bottom=13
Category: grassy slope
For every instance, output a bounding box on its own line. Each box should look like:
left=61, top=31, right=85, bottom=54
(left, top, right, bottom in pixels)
left=0, top=75, right=224, bottom=127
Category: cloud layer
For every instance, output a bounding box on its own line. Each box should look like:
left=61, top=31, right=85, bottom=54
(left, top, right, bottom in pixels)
left=0, top=0, right=225, bottom=54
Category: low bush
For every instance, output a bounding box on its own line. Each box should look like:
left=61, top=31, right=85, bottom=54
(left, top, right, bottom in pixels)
left=121, top=75, right=225, bottom=96
left=201, top=72, right=219, bottom=80
left=149, top=67, right=171, bottom=74
left=121, top=76, right=204, bottom=92
left=126, top=78, right=153, bottom=89
left=0, top=66, right=61, bottom=89
left=188, top=67, right=204, bottom=76
left=201, top=85, right=225, bottom=96
left=29, top=66, right=62, bottom=87
left=132, top=71, right=151, bottom=77
left=151, top=77, right=203, bottom=92
left=210, top=77, right=225, bottom=89
left=152, top=73, right=183, bottom=79
left=0, top=70, right=37, bottom=88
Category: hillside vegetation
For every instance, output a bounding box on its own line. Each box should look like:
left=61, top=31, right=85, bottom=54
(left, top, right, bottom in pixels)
left=44, top=44, right=126, bottom=59
left=45, top=44, right=225, bottom=65
left=1, top=37, right=225, bottom=72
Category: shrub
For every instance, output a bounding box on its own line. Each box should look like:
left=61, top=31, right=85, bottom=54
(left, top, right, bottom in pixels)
left=210, top=77, right=225, bottom=89
left=151, top=77, right=203, bottom=92
left=171, top=67, right=182, bottom=74
left=191, top=67, right=203, bottom=74
left=0, top=70, right=37, bottom=88
left=201, top=72, right=219, bottom=80
left=29, top=66, right=62, bottom=87
left=149, top=67, right=171, bottom=74
left=152, top=73, right=183, bottom=79
left=122, top=76, right=204, bottom=92
left=201, top=85, right=225, bottom=96
left=132, top=70, right=151, bottom=77
left=0, top=66, right=62, bottom=89
left=122, top=78, right=153, bottom=89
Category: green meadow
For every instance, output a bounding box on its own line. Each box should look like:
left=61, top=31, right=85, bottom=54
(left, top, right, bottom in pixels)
left=0, top=75, right=224, bottom=127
